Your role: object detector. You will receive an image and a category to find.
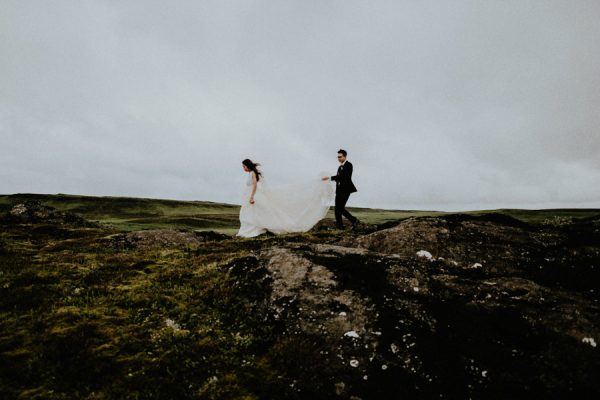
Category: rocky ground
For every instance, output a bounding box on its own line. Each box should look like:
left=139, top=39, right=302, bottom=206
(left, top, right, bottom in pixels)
left=0, top=201, right=598, bottom=399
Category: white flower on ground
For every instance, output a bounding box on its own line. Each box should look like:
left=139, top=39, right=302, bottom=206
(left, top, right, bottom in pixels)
left=344, top=331, right=359, bottom=338
left=349, top=359, right=359, bottom=367
left=471, top=263, right=483, bottom=269
left=416, top=250, right=433, bottom=260
left=582, top=337, right=597, bottom=347
left=165, top=318, right=181, bottom=331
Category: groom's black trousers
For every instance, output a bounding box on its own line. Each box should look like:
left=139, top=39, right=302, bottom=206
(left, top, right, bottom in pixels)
left=335, top=191, right=356, bottom=227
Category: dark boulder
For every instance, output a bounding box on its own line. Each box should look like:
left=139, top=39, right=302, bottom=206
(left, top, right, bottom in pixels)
left=1, top=200, right=99, bottom=227
left=102, top=228, right=229, bottom=250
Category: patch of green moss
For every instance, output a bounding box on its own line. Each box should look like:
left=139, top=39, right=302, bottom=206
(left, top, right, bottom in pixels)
left=1, top=221, right=333, bottom=399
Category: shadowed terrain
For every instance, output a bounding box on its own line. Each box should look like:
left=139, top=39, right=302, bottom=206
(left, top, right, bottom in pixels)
left=0, top=194, right=598, bottom=399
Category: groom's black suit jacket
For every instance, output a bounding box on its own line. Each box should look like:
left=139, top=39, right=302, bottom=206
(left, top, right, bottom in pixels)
left=331, top=161, right=358, bottom=194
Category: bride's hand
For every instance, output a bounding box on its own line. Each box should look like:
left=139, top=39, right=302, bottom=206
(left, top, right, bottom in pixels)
left=322, top=176, right=329, bottom=181
left=249, top=197, right=255, bottom=204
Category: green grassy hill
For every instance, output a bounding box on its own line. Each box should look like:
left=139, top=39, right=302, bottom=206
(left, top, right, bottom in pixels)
left=1, top=193, right=599, bottom=234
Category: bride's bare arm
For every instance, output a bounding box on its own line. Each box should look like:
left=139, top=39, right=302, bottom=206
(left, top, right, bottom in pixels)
left=249, top=172, right=257, bottom=204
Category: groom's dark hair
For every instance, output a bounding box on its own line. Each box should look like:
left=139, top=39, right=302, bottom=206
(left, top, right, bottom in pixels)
left=338, top=149, right=347, bottom=156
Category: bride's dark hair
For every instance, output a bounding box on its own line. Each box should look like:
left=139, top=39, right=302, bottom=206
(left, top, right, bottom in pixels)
left=242, top=159, right=262, bottom=182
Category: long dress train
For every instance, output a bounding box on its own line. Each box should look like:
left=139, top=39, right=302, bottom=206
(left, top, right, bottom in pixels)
left=237, top=173, right=334, bottom=237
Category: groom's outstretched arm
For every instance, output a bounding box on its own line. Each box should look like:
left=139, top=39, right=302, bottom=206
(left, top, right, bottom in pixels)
left=330, top=163, right=353, bottom=181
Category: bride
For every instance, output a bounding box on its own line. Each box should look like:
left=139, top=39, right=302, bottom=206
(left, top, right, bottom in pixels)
left=236, top=159, right=334, bottom=237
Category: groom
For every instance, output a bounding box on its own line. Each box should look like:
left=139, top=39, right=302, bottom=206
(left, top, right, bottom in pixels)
left=322, top=149, right=359, bottom=230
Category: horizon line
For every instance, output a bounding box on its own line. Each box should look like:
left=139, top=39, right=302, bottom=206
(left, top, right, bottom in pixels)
left=2, top=192, right=599, bottom=213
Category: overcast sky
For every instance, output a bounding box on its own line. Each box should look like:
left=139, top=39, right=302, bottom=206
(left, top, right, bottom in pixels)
left=1, top=1, right=599, bottom=210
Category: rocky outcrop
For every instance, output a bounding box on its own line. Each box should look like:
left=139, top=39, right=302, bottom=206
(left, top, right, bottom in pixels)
left=1, top=200, right=99, bottom=227
left=222, top=215, right=600, bottom=398
left=339, top=214, right=552, bottom=268
left=102, top=229, right=228, bottom=249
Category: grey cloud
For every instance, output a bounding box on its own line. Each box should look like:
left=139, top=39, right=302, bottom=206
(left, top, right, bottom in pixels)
left=1, top=1, right=599, bottom=210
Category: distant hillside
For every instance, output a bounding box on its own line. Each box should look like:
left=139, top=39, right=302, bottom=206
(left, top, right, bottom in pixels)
left=0, top=193, right=243, bottom=234
left=1, top=193, right=599, bottom=234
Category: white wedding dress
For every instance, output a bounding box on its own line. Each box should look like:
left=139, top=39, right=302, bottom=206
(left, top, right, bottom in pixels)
left=237, top=172, right=334, bottom=237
